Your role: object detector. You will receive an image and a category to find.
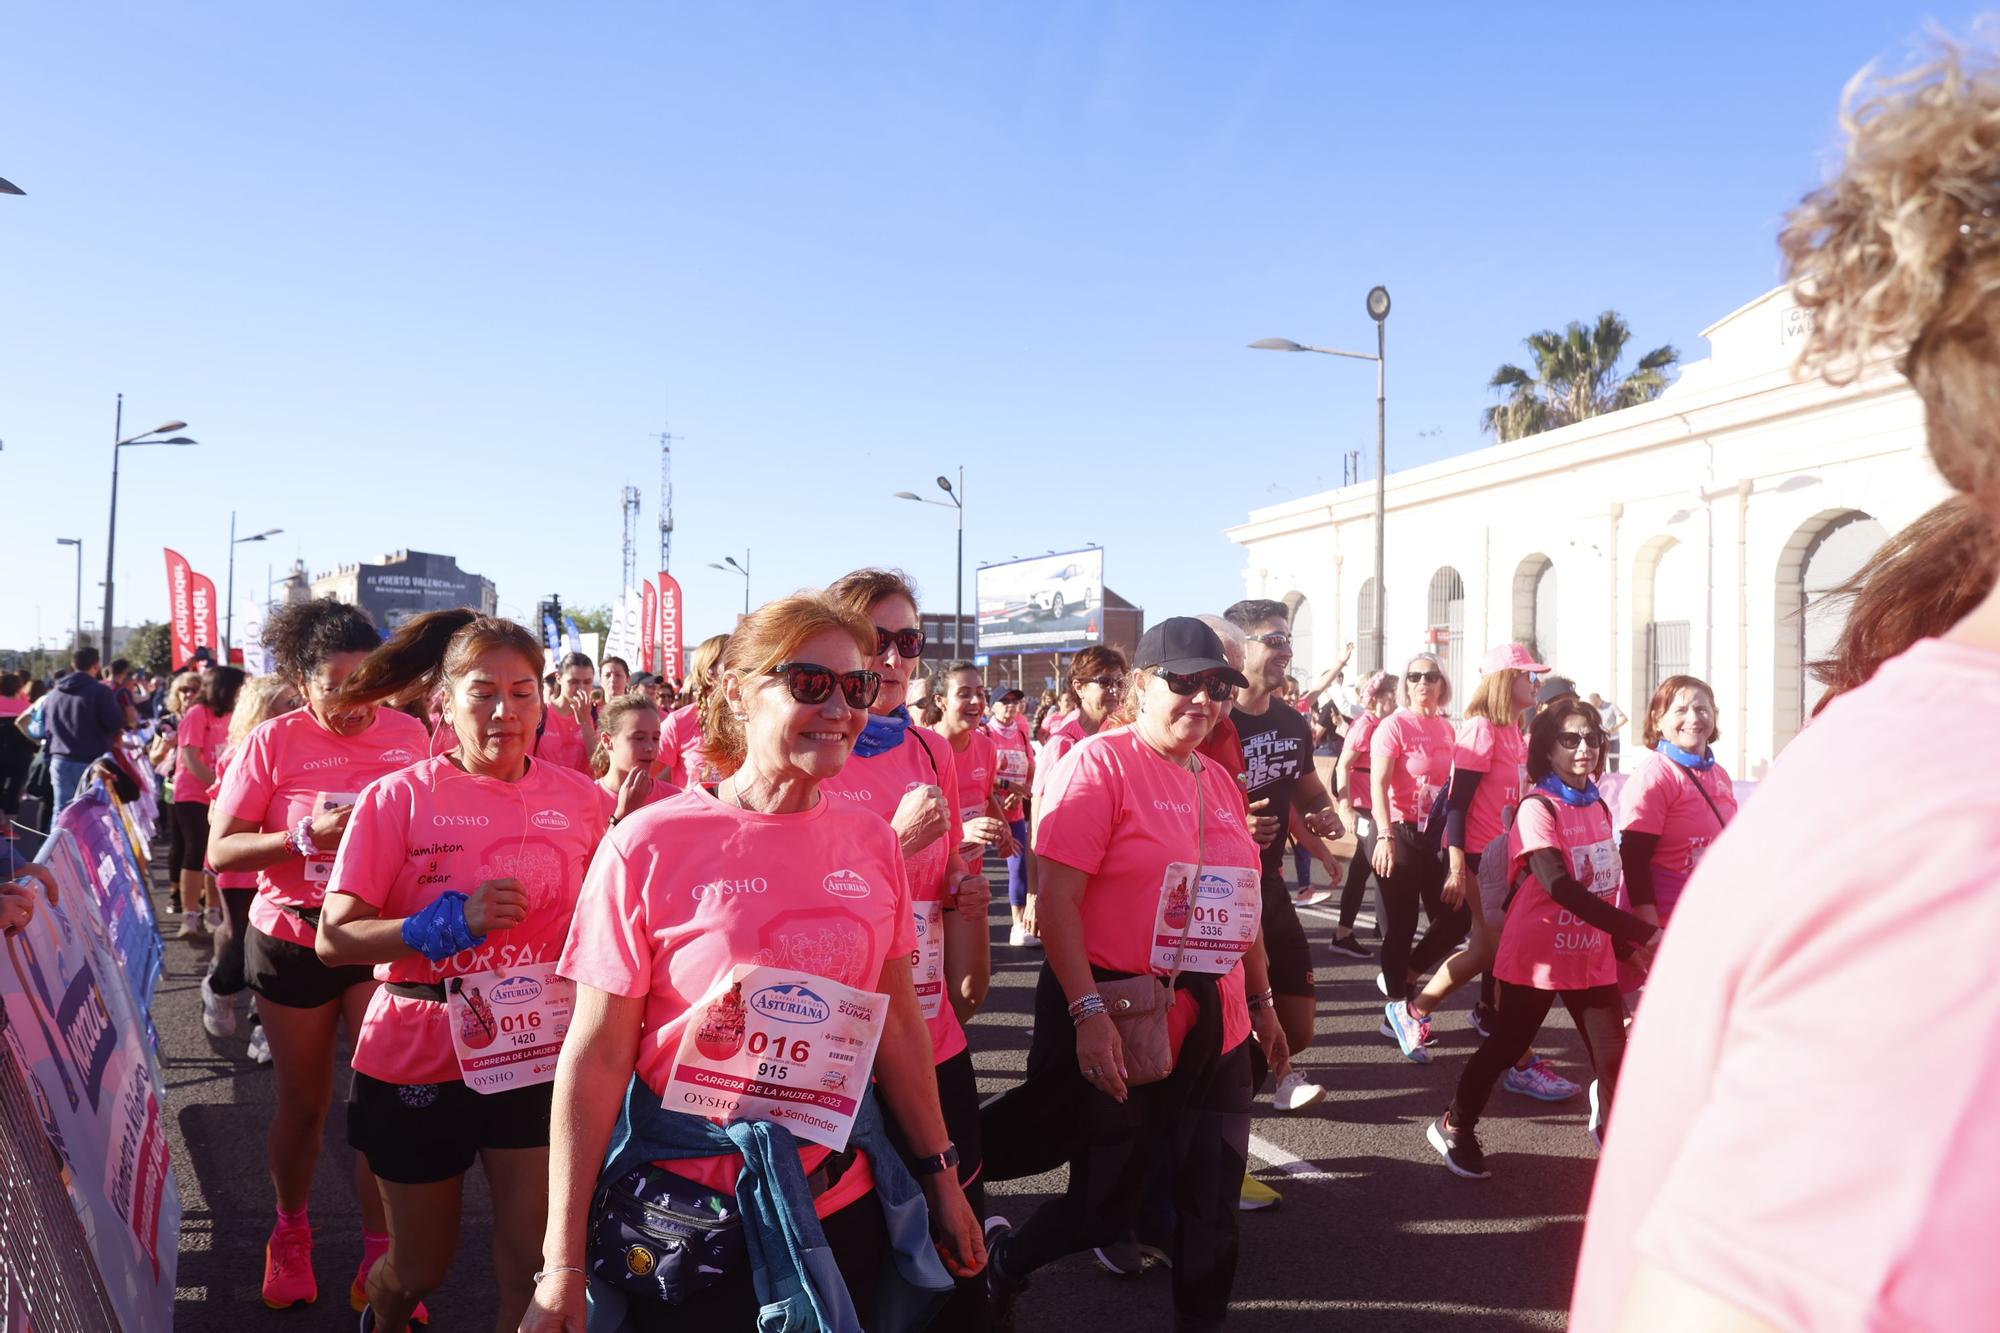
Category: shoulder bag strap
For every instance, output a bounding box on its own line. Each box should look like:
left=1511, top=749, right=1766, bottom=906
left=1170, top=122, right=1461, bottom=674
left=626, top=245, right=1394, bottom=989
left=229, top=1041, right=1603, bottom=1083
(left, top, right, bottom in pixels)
left=1502, top=793, right=1560, bottom=913
left=1680, top=763, right=1730, bottom=829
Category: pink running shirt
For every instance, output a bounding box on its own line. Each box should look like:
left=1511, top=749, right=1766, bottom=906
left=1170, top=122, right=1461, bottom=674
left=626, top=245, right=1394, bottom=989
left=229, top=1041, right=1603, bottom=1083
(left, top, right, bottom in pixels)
left=1616, top=747, right=1737, bottom=920
left=1370, top=708, right=1456, bottom=827
left=660, top=702, right=720, bottom=791
left=1453, top=715, right=1527, bottom=852
left=559, top=785, right=915, bottom=1211
left=1034, top=726, right=1258, bottom=1055
left=176, top=703, right=228, bottom=806
left=596, top=775, right=678, bottom=825
left=1493, top=791, right=1620, bottom=991
left=535, top=708, right=596, bottom=775
left=1032, top=714, right=1088, bottom=804
left=819, top=726, right=966, bottom=1062
left=209, top=742, right=255, bottom=889
left=1571, top=639, right=2000, bottom=1329
left=986, top=720, right=1033, bottom=821
left=950, top=727, right=998, bottom=870
left=1343, top=711, right=1381, bottom=810
left=214, top=706, right=431, bottom=948
left=328, top=754, right=606, bottom=1084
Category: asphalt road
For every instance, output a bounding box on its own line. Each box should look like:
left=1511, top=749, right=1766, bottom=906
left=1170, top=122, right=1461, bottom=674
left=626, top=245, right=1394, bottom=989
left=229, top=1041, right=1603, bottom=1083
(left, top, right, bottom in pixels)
left=160, top=856, right=1594, bottom=1332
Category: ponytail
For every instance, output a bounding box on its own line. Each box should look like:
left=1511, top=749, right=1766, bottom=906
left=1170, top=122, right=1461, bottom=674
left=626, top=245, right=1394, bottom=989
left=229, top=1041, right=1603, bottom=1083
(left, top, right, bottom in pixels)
left=335, top=608, right=546, bottom=715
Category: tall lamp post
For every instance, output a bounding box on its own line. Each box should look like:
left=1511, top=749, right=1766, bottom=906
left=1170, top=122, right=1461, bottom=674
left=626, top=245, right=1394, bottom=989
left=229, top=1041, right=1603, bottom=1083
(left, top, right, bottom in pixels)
left=55, top=538, right=82, bottom=651
left=1250, top=285, right=1392, bottom=671
left=226, top=512, right=284, bottom=656
left=102, top=393, right=197, bottom=655
left=707, top=550, right=751, bottom=617
left=893, top=467, right=965, bottom=659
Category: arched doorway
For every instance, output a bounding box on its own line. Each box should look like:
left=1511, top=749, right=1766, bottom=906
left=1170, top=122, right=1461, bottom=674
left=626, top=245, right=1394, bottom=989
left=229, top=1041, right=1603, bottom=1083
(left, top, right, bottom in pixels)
left=1283, top=591, right=1316, bottom=683
left=1512, top=554, right=1556, bottom=666
left=1356, top=578, right=1381, bottom=675
left=1426, top=567, right=1466, bottom=708
left=1630, top=535, right=1695, bottom=717
left=1775, top=508, right=1889, bottom=749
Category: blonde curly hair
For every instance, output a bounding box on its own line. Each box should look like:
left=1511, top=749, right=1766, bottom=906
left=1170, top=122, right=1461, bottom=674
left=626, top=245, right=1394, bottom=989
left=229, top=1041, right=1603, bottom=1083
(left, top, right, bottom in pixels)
left=1781, top=37, right=2000, bottom=509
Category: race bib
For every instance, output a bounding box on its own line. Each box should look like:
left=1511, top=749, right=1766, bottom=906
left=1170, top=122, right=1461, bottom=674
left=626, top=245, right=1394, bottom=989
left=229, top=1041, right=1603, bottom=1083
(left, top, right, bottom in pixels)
left=994, top=747, right=1029, bottom=781
left=665, top=964, right=890, bottom=1152
left=912, top=899, right=946, bottom=1021
left=1570, top=839, right=1620, bottom=898
left=447, top=963, right=575, bottom=1095
left=1152, top=863, right=1261, bottom=974
left=1684, top=836, right=1712, bottom=872
left=301, top=791, right=358, bottom=885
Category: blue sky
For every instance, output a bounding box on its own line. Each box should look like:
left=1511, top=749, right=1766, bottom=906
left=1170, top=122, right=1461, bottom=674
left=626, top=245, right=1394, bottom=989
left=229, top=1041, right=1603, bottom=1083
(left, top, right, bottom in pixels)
left=0, top=3, right=1971, bottom=657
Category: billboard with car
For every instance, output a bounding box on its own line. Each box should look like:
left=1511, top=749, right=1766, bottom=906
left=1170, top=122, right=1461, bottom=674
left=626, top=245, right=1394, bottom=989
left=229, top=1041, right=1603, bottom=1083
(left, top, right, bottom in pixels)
left=975, top=548, right=1104, bottom=654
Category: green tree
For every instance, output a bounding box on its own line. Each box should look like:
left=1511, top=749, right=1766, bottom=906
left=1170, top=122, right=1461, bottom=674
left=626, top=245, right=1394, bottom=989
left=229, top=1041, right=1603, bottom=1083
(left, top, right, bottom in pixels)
left=1482, top=311, right=1678, bottom=442
left=569, top=604, right=612, bottom=638
left=122, top=621, right=173, bottom=676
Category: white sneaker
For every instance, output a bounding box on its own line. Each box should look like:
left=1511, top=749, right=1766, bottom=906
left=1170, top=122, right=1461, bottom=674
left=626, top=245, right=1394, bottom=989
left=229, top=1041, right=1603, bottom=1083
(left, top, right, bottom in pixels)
left=245, top=1024, right=272, bottom=1064
left=199, top=976, right=238, bottom=1038
left=1271, top=1070, right=1326, bottom=1112
left=175, top=911, right=209, bottom=941
left=203, top=905, right=224, bottom=933
left=1008, top=924, right=1042, bottom=948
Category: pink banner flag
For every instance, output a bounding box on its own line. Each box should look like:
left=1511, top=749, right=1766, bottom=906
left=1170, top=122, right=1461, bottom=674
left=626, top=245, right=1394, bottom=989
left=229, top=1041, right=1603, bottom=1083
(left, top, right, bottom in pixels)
left=658, top=572, right=684, bottom=685
left=641, top=580, right=659, bottom=675
left=163, top=548, right=195, bottom=669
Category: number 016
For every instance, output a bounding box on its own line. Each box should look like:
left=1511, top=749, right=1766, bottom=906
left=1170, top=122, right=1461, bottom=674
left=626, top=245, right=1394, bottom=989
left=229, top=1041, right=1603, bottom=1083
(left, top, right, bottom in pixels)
left=747, top=1031, right=811, bottom=1063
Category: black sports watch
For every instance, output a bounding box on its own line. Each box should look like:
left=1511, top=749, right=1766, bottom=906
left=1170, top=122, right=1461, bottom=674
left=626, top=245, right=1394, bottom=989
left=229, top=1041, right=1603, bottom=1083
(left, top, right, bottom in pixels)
left=911, top=1144, right=960, bottom=1178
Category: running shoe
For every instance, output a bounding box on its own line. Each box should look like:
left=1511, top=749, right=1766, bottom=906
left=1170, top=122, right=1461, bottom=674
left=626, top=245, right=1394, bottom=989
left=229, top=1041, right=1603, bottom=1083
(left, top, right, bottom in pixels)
left=1238, top=1173, right=1282, bottom=1211
left=1377, top=1019, right=1438, bottom=1048
left=1426, top=1111, right=1491, bottom=1179
left=199, top=976, right=238, bottom=1038
left=1327, top=933, right=1371, bottom=960
left=246, top=1023, right=272, bottom=1064
left=1135, top=1241, right=1173, bottom=1271
left=204, top=905, right=225, bottom=933
left=350, top=1269, right=429, bottom=1323
left=1587, top=1079, right=1604, bottom=1149
left=262, top=1222, right=317, bottom=1309
left=1468, top=1001, right=1496, bottom=1038
left=1006, top=924, right=1042, bottom=948
left=1293, top=887, right=1333, bottom=907
left=1271, top=1070, right=1327, bottom=1112
left=175, top=911, right=209, bottom=941
left=1503, top=1057, right=1580, bottom=1103
left=982, top=1217, right=1025, bottom=1331
left=1382, top=1001, right=1432, bottom=1063
left=1091, top=1235, right=1146, bottom=1278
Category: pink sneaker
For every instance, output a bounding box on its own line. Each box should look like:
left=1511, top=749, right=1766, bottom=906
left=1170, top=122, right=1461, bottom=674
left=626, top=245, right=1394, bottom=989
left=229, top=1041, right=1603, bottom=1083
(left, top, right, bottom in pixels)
left=352, top=1265, right=430, bottom=1324
left=261, top=1223, right=317, bottom=1309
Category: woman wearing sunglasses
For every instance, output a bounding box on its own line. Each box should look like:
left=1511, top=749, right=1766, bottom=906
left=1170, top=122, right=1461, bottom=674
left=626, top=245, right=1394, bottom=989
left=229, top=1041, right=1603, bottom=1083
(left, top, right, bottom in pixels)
left=529, top=592, right=981, bottom=1333
left=1427, top=698, right=1659, bottom=1180
left=982, top=618, right=1263, bottom=1332
left=819, top=568, right=994, bottom=1327
left=1371, top=653, right=1460, bottom=1058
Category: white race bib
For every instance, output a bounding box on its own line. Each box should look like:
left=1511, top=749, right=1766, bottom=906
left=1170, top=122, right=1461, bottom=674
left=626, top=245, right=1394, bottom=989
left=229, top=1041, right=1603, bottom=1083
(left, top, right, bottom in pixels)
left=912, top=899, right=946, bottom=1021
left=994, top=747, right=1029, bottom=781
left=1570, top=839, right=1620, bottom=898
left=301, top=791, right=358, bottom=885
left=447, top=963, right=575, bottom=1094
left=665, top=964, right=890, bottom=1152
left=1151, top=862, right=1261, bottom=974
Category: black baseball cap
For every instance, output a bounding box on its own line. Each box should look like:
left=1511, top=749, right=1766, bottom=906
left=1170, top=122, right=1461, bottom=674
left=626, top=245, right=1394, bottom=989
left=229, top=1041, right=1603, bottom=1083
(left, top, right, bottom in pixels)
left=1134, top=617, right=1249, bottom=687
left=192, top=646, right=214, bottom=664
left=1535, top=674, right=1577, bottom=706
left=996, top=688, right=1025, bottom=703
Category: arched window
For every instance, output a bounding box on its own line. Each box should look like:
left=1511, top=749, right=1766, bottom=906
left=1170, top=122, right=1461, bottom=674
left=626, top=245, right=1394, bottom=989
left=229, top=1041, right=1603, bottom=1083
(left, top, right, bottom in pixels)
left=1512, top=554, right=1556, bottom=665
left=1426, top=567, right=1466, bottom=707
left=1356, top=578, right=1381, bottom=674
left=1775, top=508, right=1889, bottom=750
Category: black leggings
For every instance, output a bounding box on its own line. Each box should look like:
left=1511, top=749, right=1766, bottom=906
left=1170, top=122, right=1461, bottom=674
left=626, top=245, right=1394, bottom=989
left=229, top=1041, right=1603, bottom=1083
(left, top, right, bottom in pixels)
left=1377, top=822, right=1451, bottom=1000
left=1449, top=980, right=1626, bottom=1130
left=1338, top=817, right=1376, bottom=931
left=206, top=887, right=255, bottom=996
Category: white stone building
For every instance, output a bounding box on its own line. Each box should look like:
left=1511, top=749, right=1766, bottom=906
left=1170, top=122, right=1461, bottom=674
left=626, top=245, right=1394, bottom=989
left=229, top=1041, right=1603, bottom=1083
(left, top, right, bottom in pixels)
left=1226, top=288, right=1945, bottom=778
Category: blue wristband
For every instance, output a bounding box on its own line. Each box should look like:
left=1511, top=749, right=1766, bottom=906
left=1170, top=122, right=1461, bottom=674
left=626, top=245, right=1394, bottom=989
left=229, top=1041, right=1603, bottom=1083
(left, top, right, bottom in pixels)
left=400, top=891, right=486, bottom=963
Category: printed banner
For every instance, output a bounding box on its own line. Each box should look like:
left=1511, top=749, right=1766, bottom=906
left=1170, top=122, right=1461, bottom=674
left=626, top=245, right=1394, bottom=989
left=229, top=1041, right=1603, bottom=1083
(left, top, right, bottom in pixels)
left=2, top=824, right=179, bottom=1333
left=50, top=790, right=164, bottom=1028
left=189, top=571, right=218, bottom=659
left=640, top=580, right=658, bottom=676
left=658, top=571, right=683, bottom=685
left=163, top=549, right=194, bottom=670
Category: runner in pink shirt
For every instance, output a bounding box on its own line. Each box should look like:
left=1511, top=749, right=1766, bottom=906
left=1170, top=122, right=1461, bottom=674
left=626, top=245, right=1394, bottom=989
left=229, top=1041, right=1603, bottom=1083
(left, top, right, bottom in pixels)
left=592, top=694, right=676, bottom=828
left=935, top=662, right=1013, bottom=878
left=527, top=592, right=982, bottom=1331
left=1370, top=653, right=1459, bottom=1052
left=313, top=610, right=606, bottom=1333
left=1329, top=670, right=1397, bottom=958
left=658, top=633, right=730, bottom=790
left=171, top=668, right=244, bottom=938
left=985, top=688, right=1038, bottom=946
left=207, top=598, right=427, bottom=1314
left=1024, top=646, right=1128, bottom=943
left=1617, top=675, right=1736, bottom=930
left=1426, top=698, right=1659, bottom=1180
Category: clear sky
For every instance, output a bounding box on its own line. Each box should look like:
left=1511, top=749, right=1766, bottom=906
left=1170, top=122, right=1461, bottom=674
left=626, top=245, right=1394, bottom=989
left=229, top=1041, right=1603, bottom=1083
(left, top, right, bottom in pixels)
left=0, top=3, right=1973, bottom=657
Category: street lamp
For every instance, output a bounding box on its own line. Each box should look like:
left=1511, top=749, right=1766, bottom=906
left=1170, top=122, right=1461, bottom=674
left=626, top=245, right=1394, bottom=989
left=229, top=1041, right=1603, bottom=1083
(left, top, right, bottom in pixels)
left=101, top=393, right=197, bottom=657
left=894, top=467, right=965, bottom=659
left=55, top=538, right=82, bottom=651
left=226, top=513, right=284, bottom=655
left=1250, top=285, right=1391, bottom=671
left=707, top=550, right=751, bottom=617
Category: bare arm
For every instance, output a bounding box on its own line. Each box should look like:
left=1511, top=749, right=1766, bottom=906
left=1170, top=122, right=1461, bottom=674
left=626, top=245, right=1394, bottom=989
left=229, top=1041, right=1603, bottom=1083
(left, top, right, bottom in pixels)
left=314, top=890, right=419, bottom=966
left=944, top=852, right=991, bottom=1022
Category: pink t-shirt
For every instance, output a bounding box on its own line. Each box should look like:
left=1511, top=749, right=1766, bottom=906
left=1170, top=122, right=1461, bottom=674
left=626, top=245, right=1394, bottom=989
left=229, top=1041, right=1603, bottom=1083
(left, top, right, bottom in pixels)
left=1453, top=716, right=1527, bottom=852
left=1370, top=709, right=1456, bottom=827
left=1034, top=726, right=1257, bottom=1055
left=1343, top=711, right=1380, bottom=809
left=596, top=774, right=678, bottom=825
left=660, top=702, right=720, bottom=791
left=328, top=755, right=607, bottom=1084
left=559, top=785, right=915, bottom=1208
left=985, top=720, right=1033, bottom=821
left=0, top=696, right=28, bottom=719
left=176, top=703, right=228, bottom=806
left=209, top=743, right=255, bottom=889
left=1032, top=715, right=1088, bottom=804
left=1571, top=639, right=2000, bottom=1330
left=214, top=706, right=432, bottom=948
left=949, top=728, right=998, bottom=869
left=1494, top=791, right=1621, bottom=990
left=535, top=708, right=596, bottom=775
left=819, top=726, right=966, bottom=1063
left=1616, top=747, right=1737, bottom=919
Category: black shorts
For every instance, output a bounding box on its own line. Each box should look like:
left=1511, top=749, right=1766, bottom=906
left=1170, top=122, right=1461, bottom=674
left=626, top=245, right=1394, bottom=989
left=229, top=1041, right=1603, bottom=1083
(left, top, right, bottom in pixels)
left=244, top=922, right=375, bottom=1010
left=1260, top=873, right=1315, bottom=998
left=347, top=1070, right=554, bottom=1184
left=170, top=799, right=210, bottom=879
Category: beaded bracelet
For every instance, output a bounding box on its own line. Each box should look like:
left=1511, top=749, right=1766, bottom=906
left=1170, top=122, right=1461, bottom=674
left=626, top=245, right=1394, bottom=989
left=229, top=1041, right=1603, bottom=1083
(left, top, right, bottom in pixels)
left=1067, top=992, right=1107, bottom=1025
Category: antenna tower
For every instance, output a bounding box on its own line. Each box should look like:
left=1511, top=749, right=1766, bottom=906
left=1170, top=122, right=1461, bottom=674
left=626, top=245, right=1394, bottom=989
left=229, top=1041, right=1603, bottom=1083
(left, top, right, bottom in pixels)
left=620, top=485, right=642, bottom=590
left=655, top=429, right=679, bottom=572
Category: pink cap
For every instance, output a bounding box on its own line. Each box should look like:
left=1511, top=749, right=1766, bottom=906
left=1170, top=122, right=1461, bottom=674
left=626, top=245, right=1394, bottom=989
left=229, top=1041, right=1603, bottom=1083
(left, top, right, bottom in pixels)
left=1481, top=642, right=1550, bottom=675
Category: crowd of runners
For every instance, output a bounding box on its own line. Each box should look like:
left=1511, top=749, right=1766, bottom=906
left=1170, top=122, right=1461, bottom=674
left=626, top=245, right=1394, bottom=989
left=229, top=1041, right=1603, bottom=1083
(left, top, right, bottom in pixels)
left=5, top=38, right=2000, bottom=1333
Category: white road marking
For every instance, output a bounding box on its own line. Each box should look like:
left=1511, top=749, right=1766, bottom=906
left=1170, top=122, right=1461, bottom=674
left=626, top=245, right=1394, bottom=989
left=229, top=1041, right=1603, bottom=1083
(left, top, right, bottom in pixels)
left=1246, top=1132, right=1340, bottom=1182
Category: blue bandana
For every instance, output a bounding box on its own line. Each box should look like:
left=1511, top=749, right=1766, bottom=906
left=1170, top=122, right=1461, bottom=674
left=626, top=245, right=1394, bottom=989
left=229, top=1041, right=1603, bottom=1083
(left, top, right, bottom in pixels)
left=1655, top=738, right=1716, bottom=771
left=1534, top=773, right=1601, bottom=808
left=853, top=706, right=913, bottom=758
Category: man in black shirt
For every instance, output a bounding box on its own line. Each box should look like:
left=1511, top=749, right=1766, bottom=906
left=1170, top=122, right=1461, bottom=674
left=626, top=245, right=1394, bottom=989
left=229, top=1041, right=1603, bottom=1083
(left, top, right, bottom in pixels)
left=1225, top=599, right=1346, bottom=1113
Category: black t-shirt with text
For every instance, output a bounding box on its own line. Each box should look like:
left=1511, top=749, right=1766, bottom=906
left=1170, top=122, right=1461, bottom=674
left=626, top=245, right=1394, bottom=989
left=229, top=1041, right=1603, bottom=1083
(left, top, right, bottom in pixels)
left=1233, top=699, right=1315, bottom=881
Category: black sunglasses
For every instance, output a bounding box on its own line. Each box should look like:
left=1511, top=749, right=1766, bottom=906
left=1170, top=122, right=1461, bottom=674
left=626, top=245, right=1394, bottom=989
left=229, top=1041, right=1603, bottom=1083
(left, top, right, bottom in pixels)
left=1406, top=670, right=1444, bottom=685
left=768, top=662, right=882, bottom=710
left=1160, top=669, right=1237, bottom=702
left=873, top=626, right=925, bottom=660
left=1079, top=675, right=1127, bottom=693
left=1247, top=631, right=1293, bottom=648
left=1553, top=730, right=1604, bottom=751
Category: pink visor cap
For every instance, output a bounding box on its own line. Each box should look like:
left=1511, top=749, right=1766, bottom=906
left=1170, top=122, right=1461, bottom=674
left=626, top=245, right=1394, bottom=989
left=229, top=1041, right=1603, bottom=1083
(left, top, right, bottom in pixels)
left=1480, top=642, right=1550, bottom=675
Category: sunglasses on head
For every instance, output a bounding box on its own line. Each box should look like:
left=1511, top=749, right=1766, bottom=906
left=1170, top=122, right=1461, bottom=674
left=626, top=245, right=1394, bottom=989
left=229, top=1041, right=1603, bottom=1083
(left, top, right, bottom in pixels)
left=1160, top=669, right=1237, bottom=702
left=1553, top=730, right=1604, bottom=752
left=1406, top=670, right=1444, bottom=685
left=873, top=626, right=925, bottom=660
left=767, top=662, right=883, bottom=710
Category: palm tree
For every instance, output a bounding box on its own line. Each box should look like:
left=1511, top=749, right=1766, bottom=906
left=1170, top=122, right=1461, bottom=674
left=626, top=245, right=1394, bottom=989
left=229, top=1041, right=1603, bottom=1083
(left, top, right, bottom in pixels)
left=1482, top=311, right=1678, bottom=442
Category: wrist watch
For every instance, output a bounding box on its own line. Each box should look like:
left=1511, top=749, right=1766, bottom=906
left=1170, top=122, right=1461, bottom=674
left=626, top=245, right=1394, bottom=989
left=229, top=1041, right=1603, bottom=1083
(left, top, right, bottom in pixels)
left=911, top=1143, right=960, bottom=1177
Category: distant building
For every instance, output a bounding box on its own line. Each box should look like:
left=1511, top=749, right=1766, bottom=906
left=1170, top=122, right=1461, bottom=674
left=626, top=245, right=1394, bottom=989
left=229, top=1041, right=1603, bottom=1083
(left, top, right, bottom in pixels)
left=311, top=550, right=497, bottom=632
